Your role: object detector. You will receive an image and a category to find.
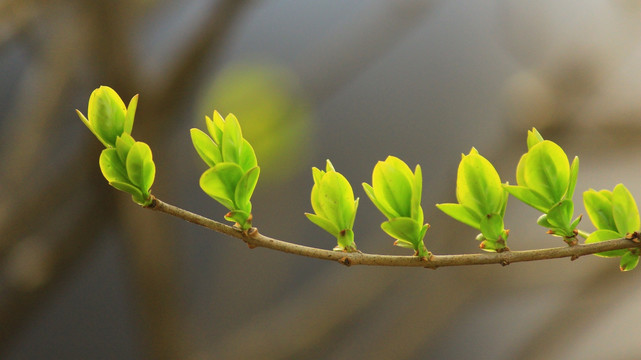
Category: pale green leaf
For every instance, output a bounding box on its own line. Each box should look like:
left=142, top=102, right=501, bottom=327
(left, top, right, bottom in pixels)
left=523, top=141, right=570, bottom=204
left=526, top=128, right=544, bottom=149
left=436, top=203, right=481, bottom=230
left=612, top=183, right=640, bottom=235
left=312, top=167, right=324, bottom=185
left=381, top=217, right=420, bottom=247
left=583, top=189, right=616, bottom=231
left=191, top=128, right=222, bottom=167
left=88, top=86, right=127, bottom=147
left=565, top=156, right=579, bottom=200
left=457, top=148, right=503, bottom=216
left=235, top=166, right=260, bottom=212
left=317, top=171, right=355, bottom=230
left=238, top=139, right=258, bottom=172
left=305, top=213, right=340, bottom=237
left=411, top=164, right=423, bottom=222
left=109, top=181, right=146, bottom=204
left=620, top=251, right=640, bottom=271
left=221, top=113, right=243, bottom=164
left=99, top=148, right=129, bottom=184
left=504, top=185, right=551, bottom=213
left=124, top=94, right=138, bottom=135
left=363, top=182, right=398, bottom=219
left=210, top=111, right=225, bottom=145
left=546, top=199, right=573, bottom=230
left=200, top=163, right=244, bottom=210
left=115, top=133, right=135, bottom=164
left=126, top=142, right=155, bottom=192
left=585, top=229, right=627, bottom=258
left=372, top=157, right=412, bottom=217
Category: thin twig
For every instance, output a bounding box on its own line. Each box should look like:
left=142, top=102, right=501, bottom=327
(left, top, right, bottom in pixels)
left=147, top=197, right=641, bottom=269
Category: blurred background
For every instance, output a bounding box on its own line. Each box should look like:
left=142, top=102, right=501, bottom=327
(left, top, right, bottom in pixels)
left=2, top=0, right=641, bottom=359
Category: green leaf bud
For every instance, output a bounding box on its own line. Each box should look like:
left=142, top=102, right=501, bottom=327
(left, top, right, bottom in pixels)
left=505, top=128, right=580, bottom=240
left=363, top=156, right=430, bottom=257
left=305, top=160, right=358, bottom=252
left=99, top=138, right=155, bottom=206
left=437, top=148, right=509, bottom=251
left=584, top=184, right=640, bottom=270
left=77, top=86, right=138, bottom=148
left=193, top=111, right=260, bottom=230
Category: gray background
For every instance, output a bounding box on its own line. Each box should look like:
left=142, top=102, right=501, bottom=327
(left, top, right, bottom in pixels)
left=2, top=0, right=641, bottom=359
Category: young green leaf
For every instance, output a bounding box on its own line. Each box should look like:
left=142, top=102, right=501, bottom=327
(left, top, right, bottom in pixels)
left=88, top=86, right=127, bottom=146
left=109, top=181, right=147, bottom=205
left=99, top=148, right=129, bottom=185
left=410, top=164, right=423, bottom=223
left=522, top=141, right=570, bottom=206
left=77, top=86, right=137, bottom=148
left=436, top=203, right=481, bottom=229
left=126, top=142, right=155, bottom=194
left=585, top=230, right=627, bottom=258
left=438, top=148, right=508, bottom=250
left=200, top=163, right=244, bottom=210
left=506, top=128, right=580, bottom=241
left=305, top=160, right=358, bottom=251
left=565, top=156, right=579, bottom=200
left=381, top=218, right=429, bottom=258
left=372, top=157, right=412, bottom=218
left=234, top=166, right=260, bottom=213
left=455, top=148, right=503, bottom=217
left=381, top=218, right=420, bottom=245
left=504, top=186, right=550, bottom=213
left=362, top=183, right=398, bottom=220
left=545, top=200, right=573, bottom=232
left=620, top=250, right=640, bottom=271
left=123, top=94, right=138, bottom=136
left=238, top=139, right=258, bottom=173
left=193, top=111, right=261, bottom=230
left=526, top=128, right=544, bottom=149
left=364, top=156, right=429, bottom=256
left=612, top=184, right=640, bottom=235
left=221, top=114, right=243, bottom=164
left=583, top=189, right=616, bottom=232
left=207, top=111, right=225, bottom=145
left=191, top=128, right=222, bottom=167
left=305, top=213, right=340, bottom=237
left=100, top=148, right=149, bottom=205
left=115, top=133, right=135, bottom=164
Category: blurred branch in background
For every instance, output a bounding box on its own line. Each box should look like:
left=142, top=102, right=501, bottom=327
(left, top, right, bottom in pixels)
left=0, top=0, right=255, bottom=358
left=0, top=0, right=41, bottom=49
left=294, top=0, right=436, bottom=103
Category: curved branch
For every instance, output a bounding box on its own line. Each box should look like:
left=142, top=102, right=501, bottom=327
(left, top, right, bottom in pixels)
left=148, top=197, right=641, bottom=269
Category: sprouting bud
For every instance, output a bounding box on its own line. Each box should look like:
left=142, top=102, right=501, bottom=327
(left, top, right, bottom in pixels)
left=305, top=160, right=359, bottom=252
left=76, top=86, right=138, bottom=148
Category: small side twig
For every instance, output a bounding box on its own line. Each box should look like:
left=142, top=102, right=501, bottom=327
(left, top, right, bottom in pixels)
left=148, top=197, right=641, bottom=268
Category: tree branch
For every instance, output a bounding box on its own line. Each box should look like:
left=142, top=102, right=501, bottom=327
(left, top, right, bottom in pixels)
left=147, top=197, right=641, bottom=269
